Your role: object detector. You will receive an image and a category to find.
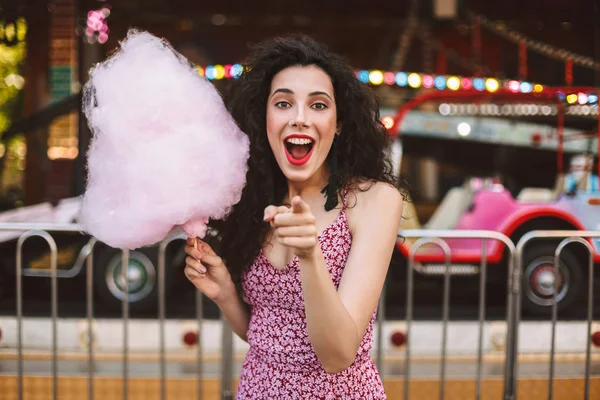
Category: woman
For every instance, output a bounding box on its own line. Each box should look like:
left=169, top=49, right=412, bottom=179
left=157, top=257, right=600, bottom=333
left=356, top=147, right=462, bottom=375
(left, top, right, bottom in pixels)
left=184, top=35, right=405, bottom=399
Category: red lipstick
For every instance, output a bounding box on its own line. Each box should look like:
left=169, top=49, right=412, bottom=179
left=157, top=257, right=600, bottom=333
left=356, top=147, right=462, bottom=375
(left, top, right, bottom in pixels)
left=283, top=134, right=315, bottom=166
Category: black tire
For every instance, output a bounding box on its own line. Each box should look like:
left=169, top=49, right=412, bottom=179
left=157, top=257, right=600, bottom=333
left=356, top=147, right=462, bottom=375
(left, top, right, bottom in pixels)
left=93, top=246, right=172, bottom=314
left=521, top=244, right=583, bottom=317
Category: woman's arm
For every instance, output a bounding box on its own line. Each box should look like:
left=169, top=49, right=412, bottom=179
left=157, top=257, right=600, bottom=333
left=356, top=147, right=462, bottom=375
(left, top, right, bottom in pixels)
left=184, top=239, right=251, bottom=342
left=215, top=283, right=251, bottom=342
left=299, top=182, right=403, bottom=373
left=266, top=182, right=403, bottom=373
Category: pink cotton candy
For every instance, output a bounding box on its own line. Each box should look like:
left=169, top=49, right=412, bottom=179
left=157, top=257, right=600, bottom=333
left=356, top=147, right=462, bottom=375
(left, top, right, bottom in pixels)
left=78, top=29, right=249, bottom=249
left=182, top=216, right=210, bottom=239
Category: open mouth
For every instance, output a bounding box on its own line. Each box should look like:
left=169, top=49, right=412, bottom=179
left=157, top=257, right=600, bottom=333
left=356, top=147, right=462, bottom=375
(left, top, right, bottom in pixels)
left=284, top=136, right=315, bottom=166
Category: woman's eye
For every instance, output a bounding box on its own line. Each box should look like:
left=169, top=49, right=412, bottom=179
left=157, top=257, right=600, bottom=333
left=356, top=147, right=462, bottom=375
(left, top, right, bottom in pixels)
left=275, top=101, right=291, bottom=108
left=311, top=103, right=328, bottom=110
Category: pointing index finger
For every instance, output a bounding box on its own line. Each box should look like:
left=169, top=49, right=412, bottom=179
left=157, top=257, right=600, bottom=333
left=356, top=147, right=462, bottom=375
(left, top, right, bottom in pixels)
left=291, top=196, right=310, bottom=214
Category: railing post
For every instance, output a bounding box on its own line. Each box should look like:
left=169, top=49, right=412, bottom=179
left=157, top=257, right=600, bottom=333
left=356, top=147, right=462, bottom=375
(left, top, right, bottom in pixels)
left=16, top=231, right=59, bottom=400
left=221, top=319, right=234, bottom=400
left=157, top=233, right=188, bottom=400
left=85, top=238, right=98, bottom=400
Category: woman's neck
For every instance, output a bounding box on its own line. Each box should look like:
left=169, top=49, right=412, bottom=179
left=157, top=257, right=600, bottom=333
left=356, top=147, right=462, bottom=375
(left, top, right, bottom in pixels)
left=285, top=182, right=323, bottom=204
left=285, top=169, right=329, bottom=204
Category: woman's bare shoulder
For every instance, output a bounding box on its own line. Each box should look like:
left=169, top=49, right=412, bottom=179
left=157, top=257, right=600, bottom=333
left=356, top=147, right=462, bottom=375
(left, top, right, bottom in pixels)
left=345, top=180, right=404, bottom=233
left=348, top=180, right=403, bottom=206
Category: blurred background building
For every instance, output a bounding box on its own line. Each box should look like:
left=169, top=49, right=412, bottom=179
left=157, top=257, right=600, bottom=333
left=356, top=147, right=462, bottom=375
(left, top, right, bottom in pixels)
left=0, top=0, right=598, bottom=216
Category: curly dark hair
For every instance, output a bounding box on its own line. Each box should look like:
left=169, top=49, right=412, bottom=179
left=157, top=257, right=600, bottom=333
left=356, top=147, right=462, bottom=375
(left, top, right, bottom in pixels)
left=211, top=35, right=405, bottom=290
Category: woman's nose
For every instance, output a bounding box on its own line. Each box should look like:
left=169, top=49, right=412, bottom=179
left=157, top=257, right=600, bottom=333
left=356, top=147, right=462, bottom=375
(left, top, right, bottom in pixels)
left=292, top=107, right=310, bottom=128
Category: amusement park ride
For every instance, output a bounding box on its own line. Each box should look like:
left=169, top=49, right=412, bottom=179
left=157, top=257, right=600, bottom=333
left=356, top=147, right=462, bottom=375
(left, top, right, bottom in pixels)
left=389, top=87, right=600, bottom=316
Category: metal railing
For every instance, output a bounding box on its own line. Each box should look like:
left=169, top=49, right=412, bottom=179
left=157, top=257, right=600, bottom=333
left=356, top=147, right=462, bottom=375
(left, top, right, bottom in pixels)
left=2, top=222, right=599, bottom=400
left=511, top=230, right=600, bottom=400
left=396, top=229, right=516, bottom=400
left=3, top=222, right=205, bottom=400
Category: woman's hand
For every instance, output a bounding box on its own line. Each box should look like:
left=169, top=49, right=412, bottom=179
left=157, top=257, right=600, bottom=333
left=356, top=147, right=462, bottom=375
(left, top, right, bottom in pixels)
left=184, top=238, right=234, bottom=304
left=263, top=196, right=318, bottom=260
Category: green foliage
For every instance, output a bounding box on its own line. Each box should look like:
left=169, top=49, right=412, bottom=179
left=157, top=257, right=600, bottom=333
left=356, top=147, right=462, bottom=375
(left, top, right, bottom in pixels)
left=0, top=17, right=27, bottom=135
left=0, top=18, right=27, bottom=200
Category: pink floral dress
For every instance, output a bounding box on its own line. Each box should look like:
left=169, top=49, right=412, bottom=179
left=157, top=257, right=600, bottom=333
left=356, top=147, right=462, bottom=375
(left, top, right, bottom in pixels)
left=237, top=192, right=386, bottom=399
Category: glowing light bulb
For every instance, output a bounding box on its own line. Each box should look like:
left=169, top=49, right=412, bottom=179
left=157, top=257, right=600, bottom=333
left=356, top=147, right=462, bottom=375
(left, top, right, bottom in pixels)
left=369, top=70, right=384, bottom=85
left=395, top=72, right=408, bottom=86
left=473, top=78, right=485, bottom=91
left=533, top=84, right=544, bottom=93
left=205, top=66, right=216, bottom=80
left=407, top=73, right=421, bottom=88
left=461, top=78, right=472, bottom=90
left=381, top=116, right=395, bottom=130
left=357, top=70, right=370, bottom=84
left=384, top=72, right=395, bottom=85
left=457, top=122, right=471, bottom=137
left=446, top=76, right=460, bottom=91
left=434, top=76, right=446, bottom=90
left=485, top=78, right=499, bottom=92
left=520, top=82, right=533, bottom=93
left=98, top=32, right=108, bottom=44
left=508, top=80, right=520, bottom=92
left=230, top=64, right=243, bottom=78
left=439, top=103, right=451, bottom=115
left=422, top=75, right=434, bottom=88
left=566, top=94, right=578, bottom=104
left=224, top=64, right=233, bottom=78
left=213, top=65, right=225, bottom=80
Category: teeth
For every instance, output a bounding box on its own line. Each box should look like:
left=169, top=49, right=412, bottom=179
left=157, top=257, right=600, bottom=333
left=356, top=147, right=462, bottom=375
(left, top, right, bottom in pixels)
left=286, top=137, right=313, bottom=145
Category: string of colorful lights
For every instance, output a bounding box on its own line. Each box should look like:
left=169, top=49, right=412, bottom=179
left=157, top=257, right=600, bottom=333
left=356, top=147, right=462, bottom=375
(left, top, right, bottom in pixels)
left=194, top=64, right=599, bottom=106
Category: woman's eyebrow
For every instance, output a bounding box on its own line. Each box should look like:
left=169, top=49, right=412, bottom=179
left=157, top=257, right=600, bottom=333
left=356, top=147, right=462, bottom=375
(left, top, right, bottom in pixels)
left=270, top=88, right=293, bottom=98
left=270, top=88, right=332, bottom=100
left=308, top=91, right=332, bottom=100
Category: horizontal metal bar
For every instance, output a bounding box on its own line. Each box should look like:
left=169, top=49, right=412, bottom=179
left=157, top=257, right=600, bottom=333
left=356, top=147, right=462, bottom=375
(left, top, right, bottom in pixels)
left=516, top=231, right=600, bottom=252
left=0, top=222, right=82, bottom=232
left=400, top=229, right=515, bottom=244
left=1, top=224, right=511, bottom=240
left=1, top=225, right=594, bottom=244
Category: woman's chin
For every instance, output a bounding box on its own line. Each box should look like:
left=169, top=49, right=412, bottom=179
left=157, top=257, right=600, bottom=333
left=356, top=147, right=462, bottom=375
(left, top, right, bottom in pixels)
left=281, top=169, right=312, bottom=182
left=275, top=157, right=310, bottom=180
left=276, top=155, right=326, bottom=185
